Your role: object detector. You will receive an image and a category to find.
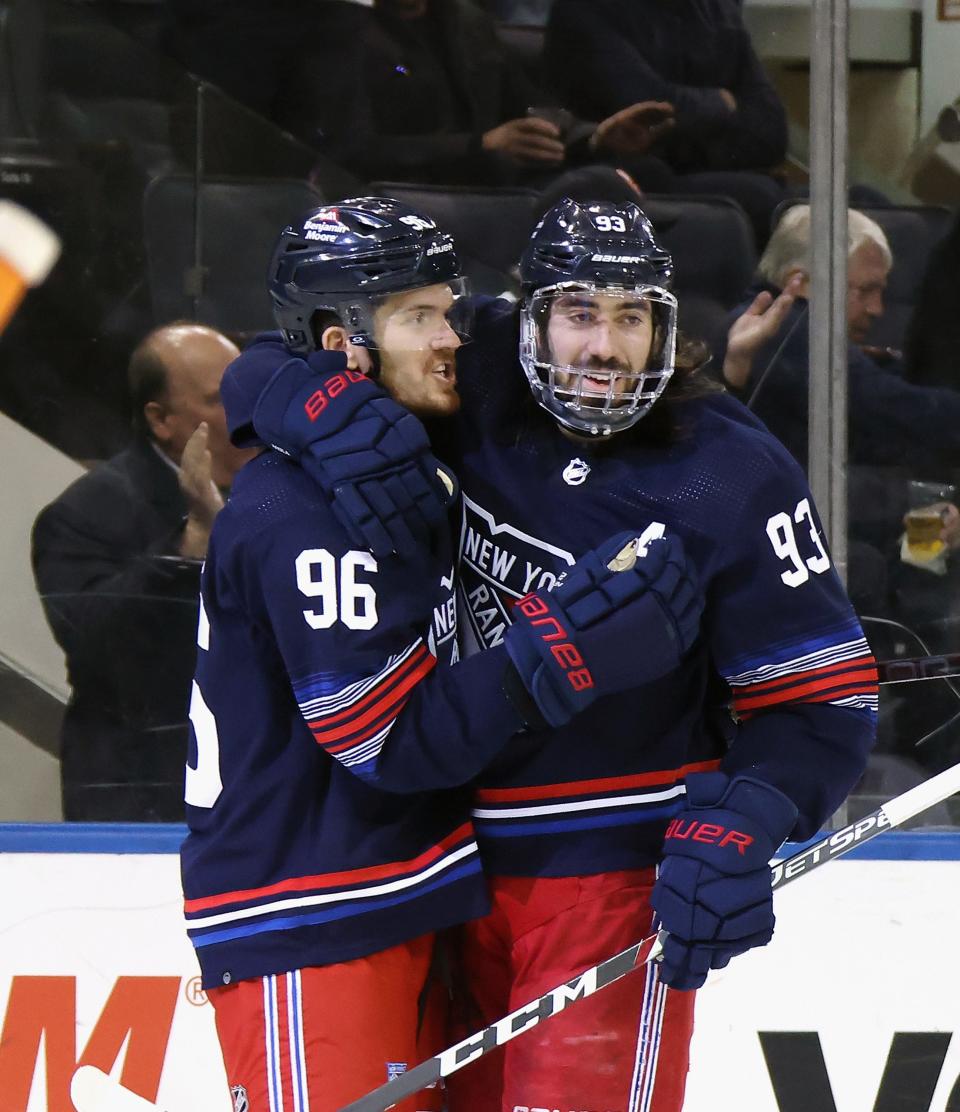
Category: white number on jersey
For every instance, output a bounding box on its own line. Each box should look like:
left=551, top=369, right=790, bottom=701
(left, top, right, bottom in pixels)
left=296, top=549, right=379, bottom=630
left=766, top=498, right=832, bottom=587
left=185, top=595, right=223, bottom=809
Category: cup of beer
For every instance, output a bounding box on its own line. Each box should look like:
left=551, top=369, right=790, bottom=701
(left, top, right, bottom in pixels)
left=0, top=201, right=61, bottom=336
left=904, top=480, right=957, bottom=562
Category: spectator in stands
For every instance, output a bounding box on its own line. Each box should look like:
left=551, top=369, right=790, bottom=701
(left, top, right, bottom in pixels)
left=543, top=0, right=791, bottom=245
left=718, top=205, right=960, bottom=475
left=168, top=0, right=679, bottom=192
left=717, top=206, right=960, bottom=762
left=309, top=0, right=682, bottom=191
left=31, top=323, right=254, bottom=822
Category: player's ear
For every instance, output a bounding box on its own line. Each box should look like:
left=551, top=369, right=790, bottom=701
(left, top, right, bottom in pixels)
left=320, top=324, right=350, bottom=353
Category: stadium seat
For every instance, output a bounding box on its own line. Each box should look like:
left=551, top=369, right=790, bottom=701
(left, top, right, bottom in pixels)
left=370, top=182, right=543, bottom=296
left=0, top=0, right=45, bottom=139
left=640, top=194, right=758, bottom=350
left=493, top=22, right=547, bottom=86
left=142, top=174, right=324, bottom=333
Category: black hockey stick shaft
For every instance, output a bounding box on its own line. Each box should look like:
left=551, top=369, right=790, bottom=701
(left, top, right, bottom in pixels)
left=876, top=651, right=960, bottom=685
left=340, top=759, right=960, bottom=1112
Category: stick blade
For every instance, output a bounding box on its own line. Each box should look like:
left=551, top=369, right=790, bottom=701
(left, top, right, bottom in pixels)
left=71, top=1067, right=166, bottom=1112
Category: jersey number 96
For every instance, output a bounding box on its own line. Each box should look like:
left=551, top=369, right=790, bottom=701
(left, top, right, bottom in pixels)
left=295, top=548, right=379, bottom=630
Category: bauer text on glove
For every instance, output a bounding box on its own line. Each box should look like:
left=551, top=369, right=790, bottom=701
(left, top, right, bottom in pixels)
left=651, top=771, right=799, bottom=991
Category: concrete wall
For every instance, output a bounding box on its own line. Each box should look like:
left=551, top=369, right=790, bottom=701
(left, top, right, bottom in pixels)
left=919, top=0, right=960, bottom=132
left=0, top=409, right=82, bottom=700
left=0, top=721, right=60, bottom=820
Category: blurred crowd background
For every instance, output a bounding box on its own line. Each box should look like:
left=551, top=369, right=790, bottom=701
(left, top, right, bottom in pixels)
left=2, top=0, right=960, bottom=828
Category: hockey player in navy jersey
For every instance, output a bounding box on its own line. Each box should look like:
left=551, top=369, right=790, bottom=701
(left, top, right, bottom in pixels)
left=181, top=198, right=705, bottom=1112
left=242, top=197, right=878, bottom=1112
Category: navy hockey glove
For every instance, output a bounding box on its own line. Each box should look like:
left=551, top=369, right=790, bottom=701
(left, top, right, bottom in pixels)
left=651, top=772, right=799, bottom=991
left=252, top=352, right=456, bottom=559
left=503, top=532, right=703, bottom=728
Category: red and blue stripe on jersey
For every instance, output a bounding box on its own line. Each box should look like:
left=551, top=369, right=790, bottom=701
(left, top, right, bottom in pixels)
left=722, top=619, right=879, bottom=719
left=472, top=760, right=721, bottom=841
left=293, top=639, right=436, bottom=773
left=185, top=822, right=479, bottom=949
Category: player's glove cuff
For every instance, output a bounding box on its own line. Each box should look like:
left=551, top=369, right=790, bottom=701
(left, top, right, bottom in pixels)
left=252, top=351, right=381, bottom=454
left=501, top=660, right=551, bottom=732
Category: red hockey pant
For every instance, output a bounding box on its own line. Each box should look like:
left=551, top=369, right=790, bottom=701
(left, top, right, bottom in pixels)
left=446, top=871, right=695, bottom=1112
left=207, top=932, right=444, bottom=1112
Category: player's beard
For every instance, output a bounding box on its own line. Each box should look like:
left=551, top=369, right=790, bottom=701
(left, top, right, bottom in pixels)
left=379, top=346, right=460, bottom=419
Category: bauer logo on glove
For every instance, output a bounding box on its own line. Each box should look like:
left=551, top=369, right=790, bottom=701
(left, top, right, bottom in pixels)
left=502, top=532, right=703, bottom=728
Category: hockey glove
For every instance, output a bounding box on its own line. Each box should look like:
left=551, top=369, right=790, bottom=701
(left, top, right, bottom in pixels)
left=252, top=351, right=457, bottom=559
left=503, top=532, right=703, bottom=728
left=651, top=771, right=799, bottom=991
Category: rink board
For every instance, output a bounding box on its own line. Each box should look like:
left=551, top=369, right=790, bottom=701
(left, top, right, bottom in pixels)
left=0, top=825, right=958, bottom=1112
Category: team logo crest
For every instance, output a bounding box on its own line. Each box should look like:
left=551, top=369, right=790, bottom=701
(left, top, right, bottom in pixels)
left=459, top=496, right=576, bottom=651
left=562, top=458, right=591, bottom=486
left=230, top=1085, right=249, bottom=1112
left=387, top=1062, right=408, bottom=1081
left=459, top=495, right=667, bottom=654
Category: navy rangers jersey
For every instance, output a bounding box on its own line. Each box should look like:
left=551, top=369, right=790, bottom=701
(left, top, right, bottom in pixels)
left=181, top=379, right=529, bottom=990
left=439, top=300, right=877, bottom=878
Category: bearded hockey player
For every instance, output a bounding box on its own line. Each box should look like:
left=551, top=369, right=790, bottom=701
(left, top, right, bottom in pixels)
left=233, top=197, right=877, bottom=1112
left=180, top=197, right=704, bottom=1112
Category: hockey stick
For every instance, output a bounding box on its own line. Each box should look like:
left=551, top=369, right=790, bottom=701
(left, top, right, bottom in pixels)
left=341, top=758, right=960, bottom=1112
left=71, top=1066, right=170, bottom=1112
left=876, top=651, right=960, bottom=685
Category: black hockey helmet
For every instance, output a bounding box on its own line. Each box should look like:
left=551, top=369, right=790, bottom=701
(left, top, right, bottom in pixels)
left=518, top=198, right=678, bottom=437
left=519, top=197, right=673, bottom=296
left=267, top=196, right=467, bottom=355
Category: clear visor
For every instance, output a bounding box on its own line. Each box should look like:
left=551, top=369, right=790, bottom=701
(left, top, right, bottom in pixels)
left=520, top=282, right=678, bottom=436
left=341, top=277, right=473, bottom=353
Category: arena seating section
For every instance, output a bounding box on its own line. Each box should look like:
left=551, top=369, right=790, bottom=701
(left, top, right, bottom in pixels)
left=0, top=0, right=954, bottom=456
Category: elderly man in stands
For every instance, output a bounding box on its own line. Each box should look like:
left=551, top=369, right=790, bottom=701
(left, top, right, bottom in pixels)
left=32, top=323, right=254, bottom=822
left=719, top=205, right=960, bottom=475
left=720, top=207, right=960, bottom=724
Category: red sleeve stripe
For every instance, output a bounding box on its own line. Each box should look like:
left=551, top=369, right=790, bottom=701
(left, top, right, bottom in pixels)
left=732, top=653, right=878, bottom=697
left=311, top=650, right=436, bottom=751
left=307, top=643, right=433, bottom=732
left=733, top=670, right=879, bottom=713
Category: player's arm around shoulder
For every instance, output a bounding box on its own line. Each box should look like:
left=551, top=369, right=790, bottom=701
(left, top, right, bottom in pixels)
left=215, top=461, right=532, bottom=793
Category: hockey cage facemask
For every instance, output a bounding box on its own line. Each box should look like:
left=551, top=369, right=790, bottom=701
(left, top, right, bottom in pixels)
left=268, top=197, right=473, bottom=357
left=520, top=282, right=678, bottom=437
left=519, top=198, right=677, bottom=437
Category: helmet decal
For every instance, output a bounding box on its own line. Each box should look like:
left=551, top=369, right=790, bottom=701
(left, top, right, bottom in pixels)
left=267, top=197, right=464, bottom=355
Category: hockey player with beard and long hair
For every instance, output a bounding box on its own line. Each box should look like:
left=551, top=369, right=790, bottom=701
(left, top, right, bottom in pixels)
left=238, top=198, right=877, bottom=1112
left=181, top=197, right=704, bottom=1112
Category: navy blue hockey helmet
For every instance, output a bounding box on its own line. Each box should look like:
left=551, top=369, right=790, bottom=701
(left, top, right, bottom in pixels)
left=518, top=198, right=678, bottom=437
left=267, top=196, right=468, bottom=355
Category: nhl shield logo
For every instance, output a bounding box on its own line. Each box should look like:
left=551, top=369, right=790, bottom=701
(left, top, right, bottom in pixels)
left=562, top=457, right=591, bottom=486
left=231, top=1085, right=249, bottom=1112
